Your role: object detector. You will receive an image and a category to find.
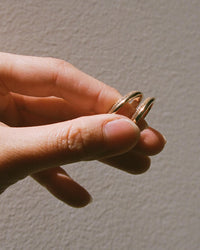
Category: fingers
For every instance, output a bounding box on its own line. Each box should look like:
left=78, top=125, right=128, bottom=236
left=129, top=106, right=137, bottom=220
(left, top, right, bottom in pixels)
left=101, top=151, right=150, bottom=175
left=11, top=93, right=166, bottom=157
left=135, top=127, right=166, bottom=155
left=0, top=114, right=140, bottom=184
left=0, top=52, right=120, bottom=114
left=108, top=102, right=166, bottom=156
left=100, top=123, right=166, bottom=174
left=32, top=167, right=92, bottom=208
left=12, top=93, right=84, bottom=126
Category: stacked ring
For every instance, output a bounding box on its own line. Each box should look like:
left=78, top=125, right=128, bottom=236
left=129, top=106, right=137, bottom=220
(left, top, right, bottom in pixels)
left=109, top=91, right=155, bottom=124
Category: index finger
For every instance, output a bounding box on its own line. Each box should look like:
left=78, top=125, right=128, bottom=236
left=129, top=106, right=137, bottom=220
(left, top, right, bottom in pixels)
left=0, top=52, right=121, bottom=114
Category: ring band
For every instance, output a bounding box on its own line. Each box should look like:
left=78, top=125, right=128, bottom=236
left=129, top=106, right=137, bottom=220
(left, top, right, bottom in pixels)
left=109, top=91, right=155, bottom=124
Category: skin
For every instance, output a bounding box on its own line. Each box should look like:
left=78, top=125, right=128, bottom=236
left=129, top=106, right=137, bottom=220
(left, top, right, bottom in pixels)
left=0, top=52, right=166, bottom=208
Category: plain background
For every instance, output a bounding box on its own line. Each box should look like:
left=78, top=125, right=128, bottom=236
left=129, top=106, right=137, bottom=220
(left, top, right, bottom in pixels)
left=0, top=1, right=199, bottom=249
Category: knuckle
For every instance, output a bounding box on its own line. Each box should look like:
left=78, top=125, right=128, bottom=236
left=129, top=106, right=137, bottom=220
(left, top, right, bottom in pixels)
left=53, top=58, right=70, bottom=71
left=67, top=125, right=85, bottom=153
left=50, top=58, right=73, bottom=82
left=48, top=58, right=75, bottom=97
left=56, top=122, right=89, bottom=160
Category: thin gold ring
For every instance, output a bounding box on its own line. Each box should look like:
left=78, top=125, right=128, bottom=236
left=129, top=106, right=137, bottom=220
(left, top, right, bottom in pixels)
left=108, top=91, right=143, bottom=113
left=109, top=91, right=155, bottom=124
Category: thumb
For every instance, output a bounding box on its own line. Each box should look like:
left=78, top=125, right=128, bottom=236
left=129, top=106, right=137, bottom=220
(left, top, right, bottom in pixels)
left=0, top=114, right=139, bottom=182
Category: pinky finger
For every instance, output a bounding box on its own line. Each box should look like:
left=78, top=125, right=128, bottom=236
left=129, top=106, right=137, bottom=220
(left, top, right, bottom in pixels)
left=31, top=166, right=92, bottom=208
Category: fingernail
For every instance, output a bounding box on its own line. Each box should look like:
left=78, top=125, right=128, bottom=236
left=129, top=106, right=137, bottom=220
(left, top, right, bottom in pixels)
left=88, top=195, right=93, bottom=204
left=163, top=135, right=167, bottom=144
left=103, top=119, right=140, bottom=152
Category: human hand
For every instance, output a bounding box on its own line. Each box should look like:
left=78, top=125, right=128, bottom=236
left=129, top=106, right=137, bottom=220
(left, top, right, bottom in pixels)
left=0, top=52, right=166, bottom=207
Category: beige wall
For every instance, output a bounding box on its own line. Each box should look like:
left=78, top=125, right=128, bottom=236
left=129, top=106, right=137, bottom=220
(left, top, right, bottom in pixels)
left=0, top=1, right=199, bottom=249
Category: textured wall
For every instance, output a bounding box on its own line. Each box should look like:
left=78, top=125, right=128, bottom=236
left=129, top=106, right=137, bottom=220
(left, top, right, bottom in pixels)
left=0, top=0, right=199, bottom=249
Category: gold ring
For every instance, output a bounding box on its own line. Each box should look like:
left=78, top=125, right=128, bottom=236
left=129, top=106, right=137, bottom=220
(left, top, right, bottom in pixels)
left=109, top=91, right=155, bottom=124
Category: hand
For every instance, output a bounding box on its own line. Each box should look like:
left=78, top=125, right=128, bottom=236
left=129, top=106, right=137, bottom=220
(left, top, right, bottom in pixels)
left=0, top=52, right=166, bottom=207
